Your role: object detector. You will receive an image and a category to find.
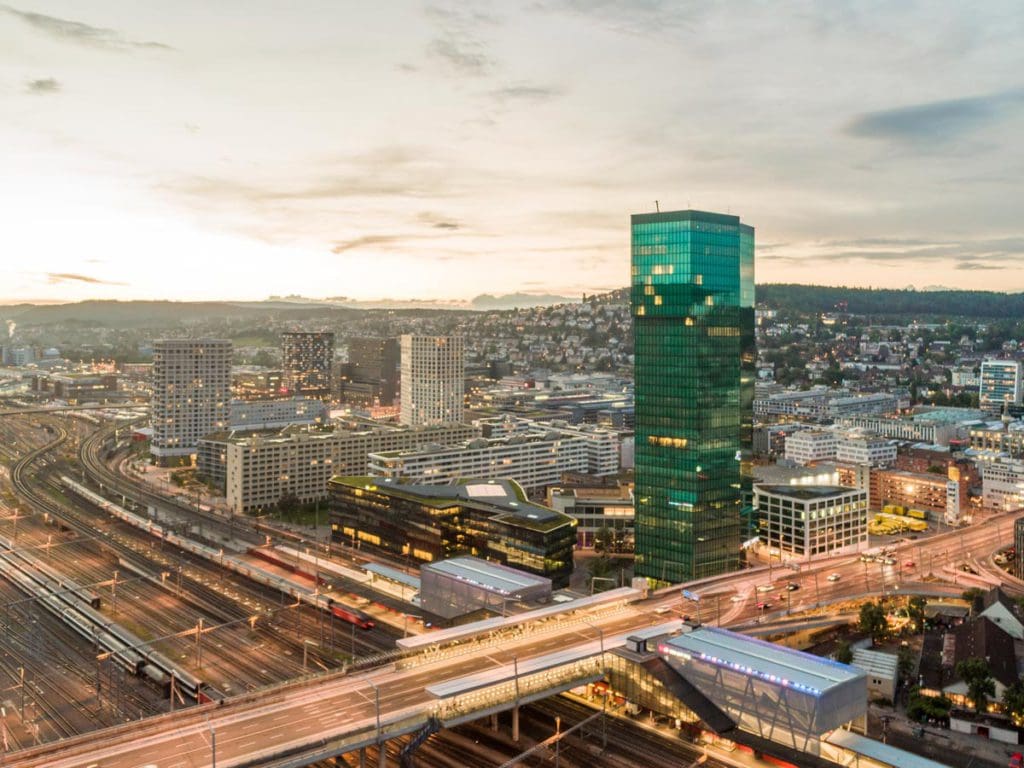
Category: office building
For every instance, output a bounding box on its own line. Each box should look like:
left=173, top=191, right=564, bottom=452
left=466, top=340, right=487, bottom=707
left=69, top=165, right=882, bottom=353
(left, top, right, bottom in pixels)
left=328, top=477, right=576, bottom=587
left=980, top=360, right=1022, bottom=412
left=548, top=482, right=634, bottom=550
left=631, top=209, right=753, bottom=582
left=198, top=421, right=478, bottom=513
left=784, top=431, right=839, bottom=465
left=150, top=339, right=231, bottom=464
left=400, top=335, right=464, bottom=426
left=282, top=331, right=335, bottom=399
left=347, top=337, right=400, bottom=405
left=835, top=436, right=896, bottom=466
left=754, top=484, right=868, bottom=559
left=982, top=461, right=1024, bottom=512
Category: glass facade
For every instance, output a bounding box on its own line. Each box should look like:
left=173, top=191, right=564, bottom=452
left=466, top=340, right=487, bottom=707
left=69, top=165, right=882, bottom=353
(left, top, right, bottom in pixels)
left=631, top=210, right=754, bottom=582
left=328, top=477, right=576, bottom=587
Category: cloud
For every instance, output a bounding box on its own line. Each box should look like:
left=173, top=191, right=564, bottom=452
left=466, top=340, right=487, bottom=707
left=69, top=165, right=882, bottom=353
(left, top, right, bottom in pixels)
left=534, top=0, right=710, bottom=37
left=46, top=272, right=126, bottom=286
left=425, top=5, right=497, bottom=76
left=25, top=77, right=60, bottom=94
left=489, top=83, right=562, bottom=102
left=765, top=236, right=1024, bottom=269
left=3, top=5, right=173, bottom=51
left=331, top=235, right=403, bottom=254
left=429, top=37, right=493, bottom=76
left=845, top=88, right=1024, bottom=144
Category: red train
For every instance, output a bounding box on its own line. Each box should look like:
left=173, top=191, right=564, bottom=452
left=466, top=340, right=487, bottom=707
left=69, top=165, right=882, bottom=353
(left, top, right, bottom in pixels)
left=329, top=599, right=375, bottom=630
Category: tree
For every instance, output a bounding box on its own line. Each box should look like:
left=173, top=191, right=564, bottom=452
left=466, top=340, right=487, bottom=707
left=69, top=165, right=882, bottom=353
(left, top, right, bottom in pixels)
left=956, top=657, right=995, bottom=713
left=907, top=596, right=927, bottom=633
left=859, top=601, right=888, bottom=645
left=277, top=492, right=300, bottom=517
left=1004, top=678, right=1024, bottom=726
left=835, top=640, right=854, bottom=665
left=593, top=526, right=614, bottom=554
left=898, top=645, right=916, bottom=682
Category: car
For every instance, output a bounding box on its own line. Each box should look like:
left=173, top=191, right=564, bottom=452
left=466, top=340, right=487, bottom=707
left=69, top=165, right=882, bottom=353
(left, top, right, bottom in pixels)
left=904, top=561, right=915, bottom=568
left=827, top=573, right=841, bottom=582
left=730, top=594, right=745, bottom=603
left=785, top=582, right=800, bottom=591
left=756, top=584, right=775, bottom=593
left=756, top=601, right=771, bottom=610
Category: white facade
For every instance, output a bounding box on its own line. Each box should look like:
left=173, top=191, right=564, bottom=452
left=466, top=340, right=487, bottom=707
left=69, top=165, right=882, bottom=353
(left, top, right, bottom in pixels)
left=980, top=359, right=1022, bottom=411
left=228, top=397, right=327, bottom=431
left=368, top=422, right=620, bottom=491
left=982, top=460, right=1024, bottom=512
left=834, top=416, right=957, bottom=446
left=755, top=484, right=869, bottom=559
left=835, top=436, right=896, bottom=467
left=400, top=335, right=464, bottom=426
left=951, top=368, right=980, bottom=388
left=150, top=339, right=231, bottom=459
left=219, top=422, right=478, bottom=514
left=785, top=431, right=839, bottom=465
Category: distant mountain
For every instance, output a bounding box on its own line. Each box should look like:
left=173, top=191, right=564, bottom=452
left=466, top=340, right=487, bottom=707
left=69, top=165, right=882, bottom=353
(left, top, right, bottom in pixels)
left=470, top=293, right=577, bottom=310
left=0, top=300, right=359, bottom=328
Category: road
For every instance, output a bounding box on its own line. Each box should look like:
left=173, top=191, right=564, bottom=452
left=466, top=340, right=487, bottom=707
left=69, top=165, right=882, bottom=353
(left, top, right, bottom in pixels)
left=5, top=505, right=1018, bottom=768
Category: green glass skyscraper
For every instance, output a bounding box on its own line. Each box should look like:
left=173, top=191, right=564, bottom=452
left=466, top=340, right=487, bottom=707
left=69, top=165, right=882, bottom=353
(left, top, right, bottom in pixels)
left=631, top=209, right=754, bottom=583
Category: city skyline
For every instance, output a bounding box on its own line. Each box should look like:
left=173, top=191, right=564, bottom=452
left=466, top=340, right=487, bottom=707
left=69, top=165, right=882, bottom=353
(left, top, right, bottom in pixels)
left=4, top=2, right=1024, bottom=303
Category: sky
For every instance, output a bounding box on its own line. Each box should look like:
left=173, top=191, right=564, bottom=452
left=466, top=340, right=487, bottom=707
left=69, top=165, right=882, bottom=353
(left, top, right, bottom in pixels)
left=2, top=1, right=1024, bottom=304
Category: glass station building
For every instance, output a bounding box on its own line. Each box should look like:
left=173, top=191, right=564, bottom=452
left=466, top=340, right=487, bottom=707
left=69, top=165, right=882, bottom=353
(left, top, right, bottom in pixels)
left=631, top=210, right=754, bottom=582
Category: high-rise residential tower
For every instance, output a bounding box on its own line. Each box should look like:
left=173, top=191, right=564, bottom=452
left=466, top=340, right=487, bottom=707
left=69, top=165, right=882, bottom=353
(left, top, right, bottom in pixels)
left=150, top=339, right=232, bottom=464
left=979, top=359, right=1022, bottom=412
left=631, top=209, right=754, bottom=583
left=400, top=335, right=464, bottom=426
left=348, top=336, right=400, bottom=405
left=282, top=331, right=335, bottom=399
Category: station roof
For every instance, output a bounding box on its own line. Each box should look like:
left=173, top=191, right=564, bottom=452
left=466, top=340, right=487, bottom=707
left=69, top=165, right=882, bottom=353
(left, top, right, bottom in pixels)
left=660, top=626, right=863, bottom=696
left=364, top=562, right=420, bottom=590
left=826, top=729, right=951, bottom=768
left=423, top=556, right=550, bottom=596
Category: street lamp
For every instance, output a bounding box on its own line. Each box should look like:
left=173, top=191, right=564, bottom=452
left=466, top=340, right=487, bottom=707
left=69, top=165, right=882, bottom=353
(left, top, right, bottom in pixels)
left=367, top=681, right=382, bottom=747
left=206, top=717, right=217, bottom=768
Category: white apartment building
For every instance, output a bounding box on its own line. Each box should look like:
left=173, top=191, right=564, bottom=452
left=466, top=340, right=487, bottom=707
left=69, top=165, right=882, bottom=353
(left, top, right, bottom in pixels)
left=150, top=339, right=232, bottom=462
left=835, top=436, right=897, bottom=466
left=982, top=461, right=1024, bottom=512
left=476, top=417, right=620, bottom=475
left=215, top=422, right=478, bottom=514
left=368, top=423, right=620, bottom=491
left=951, top=368, right=980, bottom=388
left=980, top=360, right=1023, bottom=412
left=228, top=397, right=327, bottom=431
left=754, top=484, right=869, bottom=559
left=834, top=416, right=957, bottom=446
left=785, top=431, right=839, bottom=465
left=400, top=335, right=464, bottom=426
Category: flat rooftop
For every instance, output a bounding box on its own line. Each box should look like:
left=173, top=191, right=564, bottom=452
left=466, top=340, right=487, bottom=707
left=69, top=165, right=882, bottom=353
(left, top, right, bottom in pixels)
left=660, top=626, right=863, bottom=696
left=424, top=556, right=550, bottom=596
left=755, top=484, right=856, bottom=500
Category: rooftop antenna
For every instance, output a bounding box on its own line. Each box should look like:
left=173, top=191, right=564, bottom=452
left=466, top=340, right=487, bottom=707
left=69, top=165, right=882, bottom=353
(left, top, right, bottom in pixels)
left=655, top=200, right=660, bottom=212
